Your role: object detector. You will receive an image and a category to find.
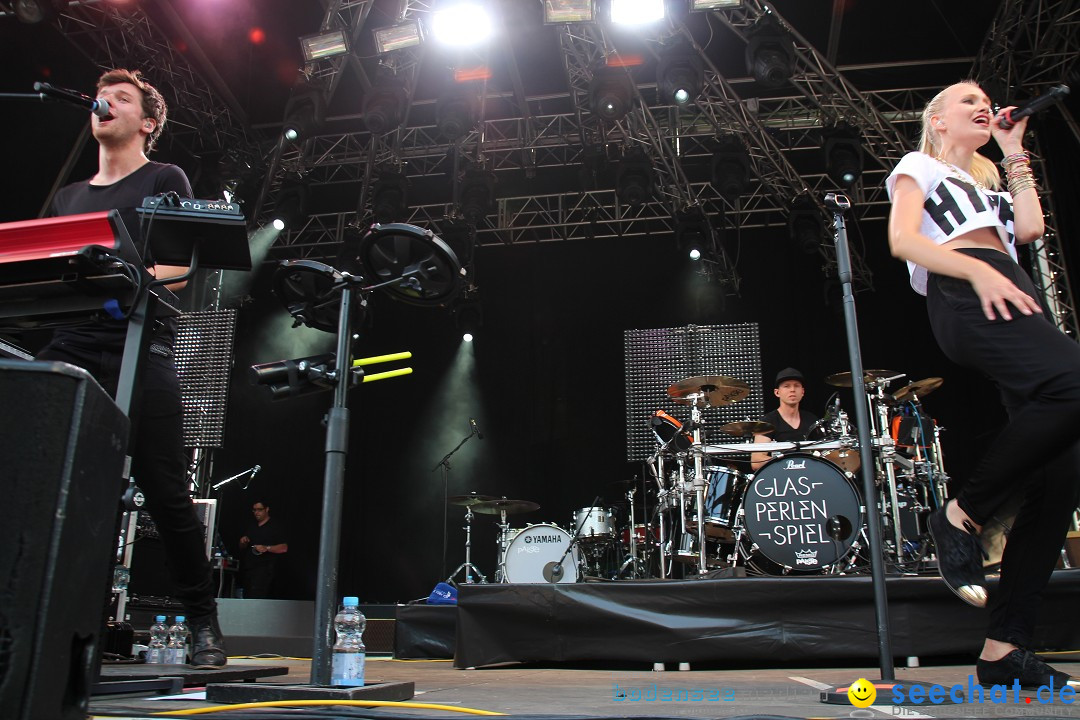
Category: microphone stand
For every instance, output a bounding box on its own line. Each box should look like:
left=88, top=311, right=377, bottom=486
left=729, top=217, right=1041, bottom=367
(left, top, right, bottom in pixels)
left=820, top=192, right=896, bottom=704
left=211, top=465, right=259, bottom=491
left=548, top=495, right=602, bottom=582
left=432, top=428, right=479, bottom=580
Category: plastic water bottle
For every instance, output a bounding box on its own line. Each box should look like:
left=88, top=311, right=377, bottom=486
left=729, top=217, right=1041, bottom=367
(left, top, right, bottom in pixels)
left=330, top=596, right=366, bottom=686
left=147, top=616, right=168, bottom=664
left=166, top=616, right=187, bottom=664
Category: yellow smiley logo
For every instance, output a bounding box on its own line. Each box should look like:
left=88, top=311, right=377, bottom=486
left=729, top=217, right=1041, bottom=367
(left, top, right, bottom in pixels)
left=847, top=678, right=877, bottom=708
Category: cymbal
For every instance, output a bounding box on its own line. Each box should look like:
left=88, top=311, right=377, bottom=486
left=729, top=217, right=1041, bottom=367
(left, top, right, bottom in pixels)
left=471, top=498, right=540, bottom=515
left=824, top=369, right=903, bottom=387
left=889, top=377, right=943, bottom=404
left=667, top=375, right=750, bottom=407
left=720, top=420, right=774, bottom=437
left=447, top=492, right=497, bottom=507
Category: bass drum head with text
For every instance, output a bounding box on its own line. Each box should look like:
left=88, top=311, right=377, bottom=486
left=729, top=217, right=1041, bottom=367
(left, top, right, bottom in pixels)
left=504, top=524, right=579, bottom=583
left=743, top=454, right=862, bottom=573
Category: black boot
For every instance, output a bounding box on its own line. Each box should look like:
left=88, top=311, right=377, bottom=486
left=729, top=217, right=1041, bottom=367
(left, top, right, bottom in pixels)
left=188, top=613, right=227, bottom=668
left=927, top=504, right=988, bottom=607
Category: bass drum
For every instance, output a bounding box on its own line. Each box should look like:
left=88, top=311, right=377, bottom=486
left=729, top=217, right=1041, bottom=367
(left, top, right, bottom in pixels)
left=742, top=454, right=863, bottom=574
left=503, top=524, right=580, bottom=583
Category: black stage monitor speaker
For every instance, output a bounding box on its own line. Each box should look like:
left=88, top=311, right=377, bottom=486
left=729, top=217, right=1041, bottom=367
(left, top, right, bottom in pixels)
left=0, top=360, right=129, bottom=720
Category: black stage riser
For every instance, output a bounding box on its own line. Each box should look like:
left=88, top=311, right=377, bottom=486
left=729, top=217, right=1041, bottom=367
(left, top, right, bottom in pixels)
left=0, top=361, right=129, bottom=720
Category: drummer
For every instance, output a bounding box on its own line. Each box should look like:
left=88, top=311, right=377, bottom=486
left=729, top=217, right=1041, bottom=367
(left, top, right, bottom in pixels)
left=750, top=367, right=819, bottom=471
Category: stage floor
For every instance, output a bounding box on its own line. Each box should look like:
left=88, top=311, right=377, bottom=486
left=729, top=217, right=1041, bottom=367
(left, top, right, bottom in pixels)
left=89, top=654, right=1080, bottom=718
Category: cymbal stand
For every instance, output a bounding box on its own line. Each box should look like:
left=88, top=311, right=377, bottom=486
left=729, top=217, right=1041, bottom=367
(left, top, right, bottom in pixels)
left=495, top=509, right=511, bottom=583
left=928, top=418, right=950, bottom=507
left=617, top=486, right=647, bottom=579
left=866, top=378, right=906, bottom=562
left=645, top=453, right=669, bottom=579
left=688, top=394, right=709, bottom=575
left=446, top=505, right=487, bottom=585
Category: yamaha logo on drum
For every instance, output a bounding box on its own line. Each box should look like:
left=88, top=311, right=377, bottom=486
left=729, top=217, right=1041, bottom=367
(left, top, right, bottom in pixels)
left=783, top=459, right=808, bottom=470
left=794, top=549, right=819, bottom=566
left=524, top=534, right=563, bottom=544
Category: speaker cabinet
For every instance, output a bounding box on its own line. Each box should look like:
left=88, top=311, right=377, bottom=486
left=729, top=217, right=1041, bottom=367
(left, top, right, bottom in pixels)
left=0, top=360, right=129, bottom=720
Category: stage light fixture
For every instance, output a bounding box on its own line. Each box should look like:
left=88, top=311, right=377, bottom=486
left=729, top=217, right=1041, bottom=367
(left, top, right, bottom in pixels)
left=433, top=3, right=493, bottom=47
left=675, top=208, right=710, bottom=261
left=787, top=194, right=826, bottom=255
left=710, top=135, right=751, bottom=199
left=610, top=0, right=664, bottom=24
left=270, top=179, right=309, bottom=231
left=439, top=220, right=476, bottom=269
left=823, top=124, right=864, bottom=188
left=589, top=65, right=634, bottom=122
left=745, top=15, right=795, bottom=89
left=657, top=44, right=703, bottom=107
left=691, top=0, right=743, bottom=9
left=300, top=29, right=350, bottom=62
left=437, top=84, right=480, bottom=141
left=460, top=168, right=496, bottom=225
left=13, top=0, right=64, bottom=23
left=282, top=83, right=326, bottom=143
left=454, top=298, right=482, bottom=342
left=362, top=74, right=407, bottom=134
left=615, top=149, right=654, bottom=207
left=543, top=0, right=595, bottom=23
left=373, top=20, right=424, bottom=54
left=372, top=171, right=409, bottom=222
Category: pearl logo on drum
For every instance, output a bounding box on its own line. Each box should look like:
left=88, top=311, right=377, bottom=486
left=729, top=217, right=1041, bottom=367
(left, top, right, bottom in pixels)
left=784, top=459, right=808, bottom=470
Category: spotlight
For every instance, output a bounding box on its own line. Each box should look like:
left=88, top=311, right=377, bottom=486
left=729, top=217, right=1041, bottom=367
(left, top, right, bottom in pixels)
left=272, top=218, right=286, bottom=231
left=543, top=0, right=595, bottom=23
left=282, top=83, right=326, bottom=144
left=363, top=74, right=407, bottom=134
left=454, top=297, right=482, bottom=341
left=271, top=179, right=309, bottom=231
left=373, top=20, right=423, bottom=54
left=610, top=0, right=664, bottom=25
left=372, top=171, right=409, bottom=222
left=589, top=65, right=634, bottom=122
left=433, top=3, right=493, bottom=47
left=823, top=124, right=864, bottom=188
left=745, top=15, right=795, bottom=89
left=460, top=168, right=496, bottom=225
left=710, top=135, right=751, bottom=199
left=615, top=149, right=654, bottom=207
left=13, top=0, right=64, bottom=23
left=299, top=29, right=350, bottom=62
left=657, top=44, right=703, bottom=107
left=788, top=194, right=826, bottom=255
left=675, top=208, right=709, bottom=261
left=439, top=219, right=476, bottom=269
left=437, top=84, right=480, bottom=141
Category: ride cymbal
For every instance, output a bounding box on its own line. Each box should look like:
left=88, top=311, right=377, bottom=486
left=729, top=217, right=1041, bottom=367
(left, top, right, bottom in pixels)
left=720, top=420, right=775, bottom=437
left=890, top=377, right=943, bottom=404
left=447, top=492, right=498, bottom=507
left=667, top=375, right=750, bottom=407
left=824, top=369, right=903, bottom=387
left=471, top=499, right=541, bottom=515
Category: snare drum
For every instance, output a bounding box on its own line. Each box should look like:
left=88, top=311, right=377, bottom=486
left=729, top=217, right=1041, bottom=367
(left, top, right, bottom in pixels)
left=503, top=524, right=580, bottom=583
left=650, top=409, right=692, bottom=452
left=572, top=507, right=614, bottom=542
left=742, top=454, right=862, bottom=573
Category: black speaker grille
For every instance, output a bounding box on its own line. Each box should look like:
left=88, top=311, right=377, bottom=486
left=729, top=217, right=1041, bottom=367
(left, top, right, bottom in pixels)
left=624, top=323, right=763, bottom=461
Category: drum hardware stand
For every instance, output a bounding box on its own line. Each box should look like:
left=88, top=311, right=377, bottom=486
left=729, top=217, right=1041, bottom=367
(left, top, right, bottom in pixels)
left=495, top=509, right=512, bottom=583
left=432, top=426, right=481, bottom=580
left=820, top=192, right=897, bottom=703
left=446, top=505, right=487, bottom=585
left=617, top=486, right=648, bottom=579
left=686, top=397, right=711, bottom=575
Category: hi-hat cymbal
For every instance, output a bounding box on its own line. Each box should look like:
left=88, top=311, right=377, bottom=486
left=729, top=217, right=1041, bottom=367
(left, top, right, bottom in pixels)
left=447, top=492, right=497, bottom=507
left=471, top=498, right=540, bottom=515
left=889, top=377, right=943, bottom=404
left=720, top=420, right=775, bottom=437
left=825, top=369, right=903, bottom=387
left=667, top=375, right=750, bottom=407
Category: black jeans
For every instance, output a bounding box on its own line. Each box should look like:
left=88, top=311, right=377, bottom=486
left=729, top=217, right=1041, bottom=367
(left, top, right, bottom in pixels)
left=927, top=248, right=1080, bottom=646
left=37, top=340, right=217, bottom=618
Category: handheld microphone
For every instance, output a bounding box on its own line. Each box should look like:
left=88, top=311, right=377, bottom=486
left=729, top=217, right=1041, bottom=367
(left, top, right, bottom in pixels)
left=34, top=82, right=111, bottom=118
left=251, top=464, right=261, bottom=478
left=998, top=84, right=1070, bottom=130
left=470, top=418, right=484, bottom=440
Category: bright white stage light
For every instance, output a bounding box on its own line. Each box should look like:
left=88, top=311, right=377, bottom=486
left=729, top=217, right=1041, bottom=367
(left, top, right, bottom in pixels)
left=463, top=332, right=475, bottom=342
left=433, top=4, right=493, bottom=47
left=272, top=218, right=286, bottom=231
left=610, top=0, right=664, bottom=25
left=689, top=248, right=701, bottom=261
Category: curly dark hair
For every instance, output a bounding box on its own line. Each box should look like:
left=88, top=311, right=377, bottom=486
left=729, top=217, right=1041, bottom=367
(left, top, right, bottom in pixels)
left=97, top=68, right=168, bottom=153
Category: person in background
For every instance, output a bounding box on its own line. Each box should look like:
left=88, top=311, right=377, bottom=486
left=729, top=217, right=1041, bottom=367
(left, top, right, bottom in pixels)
left=239, top=500, right=288, bottom=599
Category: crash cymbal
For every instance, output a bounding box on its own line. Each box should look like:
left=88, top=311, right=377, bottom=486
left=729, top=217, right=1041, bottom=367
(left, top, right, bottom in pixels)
left=667, top=375, right=750, bottom=407
left=447, top=492, right=498, bottom=507
left=824, top=369, right=903, bottom=387
left=889, top=377, right=943, bottom=404
left=471, top=498, right=540, bottom=515
left=720, top=420, right=775, bottom=437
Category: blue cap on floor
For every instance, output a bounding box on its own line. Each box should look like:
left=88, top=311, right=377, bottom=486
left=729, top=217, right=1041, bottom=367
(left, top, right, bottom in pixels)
left=427, top=582, right=458, bottom=605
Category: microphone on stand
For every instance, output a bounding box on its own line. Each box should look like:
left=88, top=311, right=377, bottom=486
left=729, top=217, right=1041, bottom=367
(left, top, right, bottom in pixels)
left=250, top=464, right=261, bottom=478
left=33, top=82, right=111, bottom=118
left=470, top=418, right=484, bottom=440
left=997, top=84, right=1070, bottom=130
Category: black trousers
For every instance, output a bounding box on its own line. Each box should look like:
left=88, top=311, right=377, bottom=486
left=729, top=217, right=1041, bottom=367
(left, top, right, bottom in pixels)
left=927, top=248, right=1080, bottom=646
left=37, top=340, right=217, bottom=619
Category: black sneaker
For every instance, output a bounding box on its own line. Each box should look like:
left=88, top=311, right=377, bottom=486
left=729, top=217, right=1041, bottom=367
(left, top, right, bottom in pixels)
left=978, top=648, right=1078, bottom=689
left=927, top=505, right=987, bottom=607
left=188, top=613, right=227, bottom=668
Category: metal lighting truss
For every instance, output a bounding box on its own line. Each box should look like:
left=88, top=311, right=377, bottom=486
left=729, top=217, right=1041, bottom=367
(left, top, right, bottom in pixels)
left=972, top=0, right=1080, bottom=338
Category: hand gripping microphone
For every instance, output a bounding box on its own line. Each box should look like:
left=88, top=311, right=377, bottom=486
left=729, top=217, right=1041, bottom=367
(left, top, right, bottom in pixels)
left=998, top=84, right=1070, bottom=130
left=34, top=82, right=111, bottom=118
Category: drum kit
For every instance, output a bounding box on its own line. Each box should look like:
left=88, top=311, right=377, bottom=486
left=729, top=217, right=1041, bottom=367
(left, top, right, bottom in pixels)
left=444, top=369, right=950, bottom=584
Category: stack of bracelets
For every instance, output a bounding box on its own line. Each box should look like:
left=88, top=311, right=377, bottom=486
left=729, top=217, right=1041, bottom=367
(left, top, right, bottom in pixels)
left=1002, top=151, right=1036, bottom=196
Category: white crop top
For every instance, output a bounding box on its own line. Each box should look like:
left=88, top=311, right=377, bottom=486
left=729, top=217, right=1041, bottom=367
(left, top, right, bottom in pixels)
left=886, top=151, right=1017, bottom=295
